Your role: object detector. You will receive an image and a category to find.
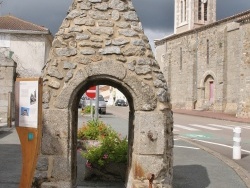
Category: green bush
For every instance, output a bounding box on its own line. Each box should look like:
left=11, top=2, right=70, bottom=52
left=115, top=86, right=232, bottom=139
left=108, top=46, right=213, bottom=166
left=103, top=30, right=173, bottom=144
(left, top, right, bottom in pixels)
left=82, top=106, right=95, bottom=114
left=77, top=119, right=109, bottom=140
left=77, top=119, right=128, bottom=167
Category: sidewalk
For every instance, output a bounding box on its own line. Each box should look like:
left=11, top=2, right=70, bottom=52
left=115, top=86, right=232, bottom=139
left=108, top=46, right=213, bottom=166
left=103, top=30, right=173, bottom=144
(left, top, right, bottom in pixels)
left=0, top=110, right=250, bottom=187
left=173, top=109, right=250, bottom=123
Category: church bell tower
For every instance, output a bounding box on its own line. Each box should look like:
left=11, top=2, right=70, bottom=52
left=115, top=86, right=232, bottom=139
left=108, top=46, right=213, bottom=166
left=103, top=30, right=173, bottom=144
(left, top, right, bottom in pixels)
left=174, top=0, right=216, bottom=34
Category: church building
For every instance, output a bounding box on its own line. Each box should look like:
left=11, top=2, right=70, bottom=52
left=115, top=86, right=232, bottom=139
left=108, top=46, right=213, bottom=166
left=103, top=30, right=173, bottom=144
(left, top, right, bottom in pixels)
left=155, top=0, right=250, bottom=118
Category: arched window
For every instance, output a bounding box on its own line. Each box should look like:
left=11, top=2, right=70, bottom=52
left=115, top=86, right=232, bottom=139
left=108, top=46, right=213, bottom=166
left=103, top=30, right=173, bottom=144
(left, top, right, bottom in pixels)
left=204, top=2, right=208, bottom=21
left=198, top=0, right=202, bottom=20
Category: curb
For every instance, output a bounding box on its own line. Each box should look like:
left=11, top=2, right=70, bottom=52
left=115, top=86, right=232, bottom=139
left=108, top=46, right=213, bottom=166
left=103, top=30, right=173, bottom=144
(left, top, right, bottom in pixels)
left=178, top=136, right=250, bottom=188
left=173, top=110, right=250, bottom=123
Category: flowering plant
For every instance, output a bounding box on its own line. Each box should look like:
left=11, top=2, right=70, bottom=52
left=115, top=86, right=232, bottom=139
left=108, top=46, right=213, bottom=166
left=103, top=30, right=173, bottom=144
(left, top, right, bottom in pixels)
left=77, top=119, right=110, bottom=140
left=77, top=119, right=128, bottom=167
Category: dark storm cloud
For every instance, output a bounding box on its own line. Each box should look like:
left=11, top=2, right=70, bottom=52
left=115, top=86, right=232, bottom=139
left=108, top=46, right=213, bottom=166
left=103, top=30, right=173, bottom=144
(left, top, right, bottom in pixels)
left=1, top=0, right=72, bottom=34
left=132, top=0, right=174, bottom=33
left=1, top=0, right=250, bottom=46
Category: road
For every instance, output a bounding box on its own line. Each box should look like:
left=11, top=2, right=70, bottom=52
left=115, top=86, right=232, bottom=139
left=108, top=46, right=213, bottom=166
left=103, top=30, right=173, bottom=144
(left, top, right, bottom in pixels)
left=174, top=113, right=250, bottom=174
left=90, top=106, right=250, bottom=175
left=0, top=107, right=248, bottom=188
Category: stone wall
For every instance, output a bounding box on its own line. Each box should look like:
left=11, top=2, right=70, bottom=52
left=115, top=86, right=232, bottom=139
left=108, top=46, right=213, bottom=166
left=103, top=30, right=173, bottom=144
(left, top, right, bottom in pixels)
left=155, top=13, right=250, bottom=117
left=0, top=54, right=16, bottom=122
left=34, top=0, right=173, bottom=187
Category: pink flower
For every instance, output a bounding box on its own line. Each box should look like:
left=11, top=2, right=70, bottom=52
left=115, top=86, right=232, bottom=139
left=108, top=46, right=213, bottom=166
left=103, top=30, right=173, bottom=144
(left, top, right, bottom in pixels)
left=86, top=161, right=92, bottom=169
left=103, top=154, right=108, bottom=159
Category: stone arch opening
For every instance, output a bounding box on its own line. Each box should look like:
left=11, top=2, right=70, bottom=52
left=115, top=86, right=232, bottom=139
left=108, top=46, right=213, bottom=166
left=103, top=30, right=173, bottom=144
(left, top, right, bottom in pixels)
left=34, top=0, right=173, bottom=187
left=70, top=76, right=135, bottom=185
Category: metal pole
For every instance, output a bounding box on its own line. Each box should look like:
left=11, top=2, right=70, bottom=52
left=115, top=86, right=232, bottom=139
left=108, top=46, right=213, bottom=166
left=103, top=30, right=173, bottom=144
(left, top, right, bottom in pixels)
left=233, top=126, right=241, bottom=160
left=90, top=99, right=93, bottom=120
left=7, top=92, right=12, bottom=127
left=94, top=86, right=99, bottom=120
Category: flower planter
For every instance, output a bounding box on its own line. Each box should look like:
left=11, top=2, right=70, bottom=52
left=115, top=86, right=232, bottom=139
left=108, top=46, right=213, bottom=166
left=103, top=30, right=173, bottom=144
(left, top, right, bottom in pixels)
left=77, top=139, right=100, bottom=150
left=84, top=162, right=127, bottom=181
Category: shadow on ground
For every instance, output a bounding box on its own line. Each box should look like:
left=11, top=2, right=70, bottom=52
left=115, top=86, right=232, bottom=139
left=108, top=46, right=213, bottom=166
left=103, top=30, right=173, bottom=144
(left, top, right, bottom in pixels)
left=173, top=165, right=210, bottom=188
left=0, top=144, right=21, bottom=188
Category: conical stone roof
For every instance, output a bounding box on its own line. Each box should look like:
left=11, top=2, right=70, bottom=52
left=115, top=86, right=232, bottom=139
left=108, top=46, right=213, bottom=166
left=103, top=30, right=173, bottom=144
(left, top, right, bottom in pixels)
left=43, top=0, right=170, bottom=111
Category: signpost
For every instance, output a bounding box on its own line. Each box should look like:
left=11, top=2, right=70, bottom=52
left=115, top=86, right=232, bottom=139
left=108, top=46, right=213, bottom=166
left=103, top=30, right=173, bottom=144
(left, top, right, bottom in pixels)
left=86, top=86, right=96, bottom=99
left=86, top=86, right=100, bottom=119
left=15, top=78, right=42, bottom=188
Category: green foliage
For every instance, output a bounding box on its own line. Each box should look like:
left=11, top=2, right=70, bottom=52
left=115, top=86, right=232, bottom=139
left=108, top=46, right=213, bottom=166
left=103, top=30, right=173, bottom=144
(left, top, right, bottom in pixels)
left=82, top=106, right=95, bottom=114
left=77, top=119, right=128, bottom=167
left=77, top=119, right=109, bottom=140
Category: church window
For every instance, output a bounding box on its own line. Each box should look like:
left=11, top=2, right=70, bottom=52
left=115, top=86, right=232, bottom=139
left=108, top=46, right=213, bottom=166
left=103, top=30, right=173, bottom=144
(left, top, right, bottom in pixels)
left=181, top=1, right=183, bottom=22
left=198, top=0, right=202, bottom=20
left=184, top=0, right=187, bottom=21
left=204, top=2, right=208, bottom=21
left=180, top=47, right=182, bottom=70
left=207, top=39, right=209, bottom=64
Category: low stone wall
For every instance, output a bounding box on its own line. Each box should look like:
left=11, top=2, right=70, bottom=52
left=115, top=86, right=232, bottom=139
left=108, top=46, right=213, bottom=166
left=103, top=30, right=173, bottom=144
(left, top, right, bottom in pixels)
left=0, top=54, right=16, bottom=123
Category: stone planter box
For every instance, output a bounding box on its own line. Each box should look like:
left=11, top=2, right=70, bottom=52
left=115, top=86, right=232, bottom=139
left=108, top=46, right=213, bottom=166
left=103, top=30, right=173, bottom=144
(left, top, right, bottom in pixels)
left=77, top=139, right=127, bottom=181
left=84, top=162, right=127, bottom=182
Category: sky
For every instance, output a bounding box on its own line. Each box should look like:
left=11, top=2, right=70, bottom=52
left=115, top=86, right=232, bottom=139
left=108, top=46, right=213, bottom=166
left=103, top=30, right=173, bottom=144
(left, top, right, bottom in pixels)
left=1, top=0, right=250, bottom=49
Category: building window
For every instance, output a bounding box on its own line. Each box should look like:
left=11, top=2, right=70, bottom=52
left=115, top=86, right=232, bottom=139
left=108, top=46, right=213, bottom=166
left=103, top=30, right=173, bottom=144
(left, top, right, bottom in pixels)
left=184, top=0, right=187, bottom=21
left=198, top=0, right=202, bottom=20
left=204, top=2, right=208, bottom=21
left=181, top=1, right=183, bottom=22
left=180, top=47, right=182, bottom=70
left=207, top=39, right=209, bottom=64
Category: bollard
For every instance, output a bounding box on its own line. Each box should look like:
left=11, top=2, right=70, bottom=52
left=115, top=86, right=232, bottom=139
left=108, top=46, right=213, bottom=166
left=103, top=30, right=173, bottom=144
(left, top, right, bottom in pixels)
left=233, top=127, right=241, bottom=160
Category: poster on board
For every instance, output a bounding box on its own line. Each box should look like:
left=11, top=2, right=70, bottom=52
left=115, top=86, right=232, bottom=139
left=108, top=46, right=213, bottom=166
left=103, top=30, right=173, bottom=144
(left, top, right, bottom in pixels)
left=15, top=80, right=39, bottom=128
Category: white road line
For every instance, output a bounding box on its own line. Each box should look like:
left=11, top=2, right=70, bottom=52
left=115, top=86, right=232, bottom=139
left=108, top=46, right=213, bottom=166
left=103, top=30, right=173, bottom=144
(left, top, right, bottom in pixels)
left=189, top=124, right=221, bottom=130
left=174, top=124, right=199, bottom=131
left=173, top=129, right=180, bottom=132
left=174, top=145, right=200, bottom=150
left=181, top=137, right=250, bottom=154
left=229, top=125, right=250, bottom=130
left=207, top=124, right=233, bottom=130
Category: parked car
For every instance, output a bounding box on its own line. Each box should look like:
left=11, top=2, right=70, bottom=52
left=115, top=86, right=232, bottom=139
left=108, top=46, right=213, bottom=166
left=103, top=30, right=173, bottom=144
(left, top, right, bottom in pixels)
left=81, top=95, right=107, bottom=114
left=115, top=99, right=128, bottom=106
left=78, top=96, right=85, bottom=108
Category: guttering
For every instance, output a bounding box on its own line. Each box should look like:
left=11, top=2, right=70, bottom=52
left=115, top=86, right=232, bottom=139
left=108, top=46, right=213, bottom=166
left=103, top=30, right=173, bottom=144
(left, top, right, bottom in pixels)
left=0, top=29, right=51, bottom=35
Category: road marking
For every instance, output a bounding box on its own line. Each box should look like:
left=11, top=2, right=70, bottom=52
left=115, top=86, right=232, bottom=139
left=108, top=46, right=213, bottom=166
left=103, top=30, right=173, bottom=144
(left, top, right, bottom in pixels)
left=174, top=145, right=200, bottom=150
left=241, top=126, right=250, bottom=130
left=207, top=124, right=233, bottom=130
left=174, top=124, right=199, bottom=131
left=228, top=125, right=250, bottom=129
left=189, top=124, right=221, bottom=130
left=173, top=129, right=180, bottom=132
left=184, top=133, right=211, bottom=139
left=181, top=137, right=250, bottom=154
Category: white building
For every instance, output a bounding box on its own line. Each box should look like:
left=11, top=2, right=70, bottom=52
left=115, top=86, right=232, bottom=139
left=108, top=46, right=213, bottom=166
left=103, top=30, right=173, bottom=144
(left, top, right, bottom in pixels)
left=0, top=15, right=53, bottom=122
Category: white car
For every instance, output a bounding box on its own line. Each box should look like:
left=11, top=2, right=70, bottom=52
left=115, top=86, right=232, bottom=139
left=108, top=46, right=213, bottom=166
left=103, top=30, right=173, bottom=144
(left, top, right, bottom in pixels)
left=81, top=95, right=106, bottom=114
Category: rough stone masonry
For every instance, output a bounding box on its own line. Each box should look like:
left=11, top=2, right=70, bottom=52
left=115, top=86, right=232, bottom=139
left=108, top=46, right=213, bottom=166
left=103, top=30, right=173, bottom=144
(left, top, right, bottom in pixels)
left=34, top=0, right=173, bottom=187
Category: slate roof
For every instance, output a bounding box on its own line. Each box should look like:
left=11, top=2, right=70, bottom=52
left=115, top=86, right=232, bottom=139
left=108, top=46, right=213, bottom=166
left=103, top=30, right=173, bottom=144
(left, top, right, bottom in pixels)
left=0, top=14, right=49, bottom=33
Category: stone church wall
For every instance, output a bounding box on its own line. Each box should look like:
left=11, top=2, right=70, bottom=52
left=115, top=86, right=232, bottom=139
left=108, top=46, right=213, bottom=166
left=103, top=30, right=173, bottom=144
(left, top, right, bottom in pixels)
left=237, top=22, right=250, bottom=118
left=155, top=14, right=250, bottom=117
